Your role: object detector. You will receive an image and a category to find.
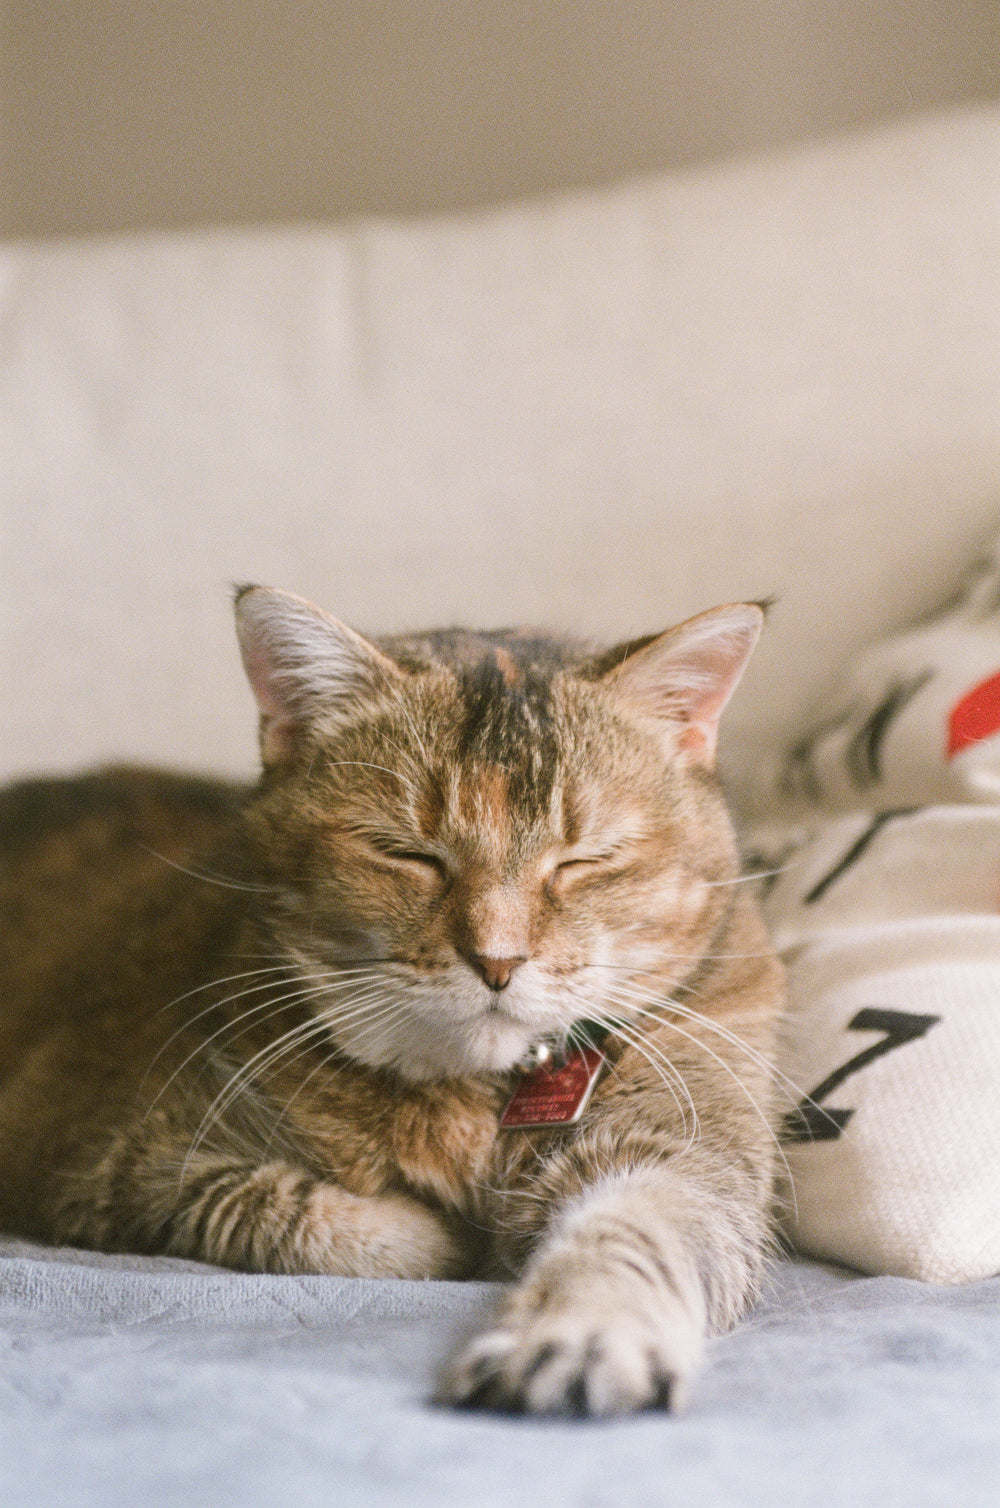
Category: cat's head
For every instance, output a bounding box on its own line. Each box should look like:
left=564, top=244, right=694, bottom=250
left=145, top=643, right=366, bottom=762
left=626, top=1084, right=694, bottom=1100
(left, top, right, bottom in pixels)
left=234, top=587, right=763, bottom=1081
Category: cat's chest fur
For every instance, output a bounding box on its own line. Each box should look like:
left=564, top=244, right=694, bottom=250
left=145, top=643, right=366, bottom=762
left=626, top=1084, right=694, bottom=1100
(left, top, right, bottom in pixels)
left=274, top=1057, right=510, bottom=1209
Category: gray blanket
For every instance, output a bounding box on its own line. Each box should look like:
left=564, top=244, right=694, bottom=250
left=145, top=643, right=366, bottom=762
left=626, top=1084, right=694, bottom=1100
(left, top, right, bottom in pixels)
left=2, top=1237, right=997, bottom=1508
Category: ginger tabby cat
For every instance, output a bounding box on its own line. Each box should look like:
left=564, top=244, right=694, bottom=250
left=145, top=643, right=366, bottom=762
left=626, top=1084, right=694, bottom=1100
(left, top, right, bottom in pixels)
left=0, top=587, right=783, bottom=1416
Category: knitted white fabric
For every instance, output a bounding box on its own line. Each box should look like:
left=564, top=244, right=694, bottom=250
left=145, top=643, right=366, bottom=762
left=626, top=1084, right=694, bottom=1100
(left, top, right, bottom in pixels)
left=756, top=546, right=1000, bottom=1282
left=753, top=805, right=1000, bottom=1282
left=777, top=535, right=1000, bottom=812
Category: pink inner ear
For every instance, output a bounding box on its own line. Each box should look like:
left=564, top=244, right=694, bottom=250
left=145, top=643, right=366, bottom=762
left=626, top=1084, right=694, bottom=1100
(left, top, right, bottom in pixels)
left=239, top=638, right=289, bottom=725
left=236, top=632, right=302, bottom=765
left=234, top=585, right=406, bottom=767
left=673, top=680, right=735, bottom=763
left=234, top=587, right=334, bottom=765
left=678, top=703, right=725, bottom=757
left=607, top=604, right=763, bottom=766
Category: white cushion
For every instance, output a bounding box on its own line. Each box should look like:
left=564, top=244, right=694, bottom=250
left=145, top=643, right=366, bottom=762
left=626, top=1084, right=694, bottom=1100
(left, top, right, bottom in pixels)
left=755, top=543, right=1000, bottom=1281
left=775, top=533, right=1000, bottom=811
left=754, top=558, right=1000, bottom=1282
left=753, top=806, right=1000, bottom=1283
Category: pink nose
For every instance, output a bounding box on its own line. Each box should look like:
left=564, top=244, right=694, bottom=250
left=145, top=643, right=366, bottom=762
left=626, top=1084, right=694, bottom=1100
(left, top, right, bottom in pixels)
left=467, top=954, right=526, bottom=991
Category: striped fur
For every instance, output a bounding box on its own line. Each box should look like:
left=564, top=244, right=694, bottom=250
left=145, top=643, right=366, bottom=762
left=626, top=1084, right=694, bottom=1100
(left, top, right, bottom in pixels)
left=0, top=589, right=783, bottom=1415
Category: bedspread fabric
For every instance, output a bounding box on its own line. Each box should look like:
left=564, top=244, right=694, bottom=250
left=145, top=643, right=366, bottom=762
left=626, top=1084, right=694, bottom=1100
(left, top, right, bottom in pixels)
left=2, top=1238, right=999, bottom=1508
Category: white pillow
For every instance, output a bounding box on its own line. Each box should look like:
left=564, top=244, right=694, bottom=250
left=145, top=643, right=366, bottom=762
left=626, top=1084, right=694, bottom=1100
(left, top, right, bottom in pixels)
left=777, top=534, right=1000, bottom=812
left=749, top=805, right=1000, bottom=1283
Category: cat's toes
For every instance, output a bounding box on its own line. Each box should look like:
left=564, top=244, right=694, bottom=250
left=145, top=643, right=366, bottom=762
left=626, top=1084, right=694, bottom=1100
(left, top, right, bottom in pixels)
left=442, top=1330, right=521, bottom=1412
left=442, top=1318, right=694, bottom=1418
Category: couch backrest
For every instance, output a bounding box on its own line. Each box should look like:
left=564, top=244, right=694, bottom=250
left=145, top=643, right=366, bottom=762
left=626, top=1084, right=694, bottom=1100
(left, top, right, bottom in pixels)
left=3, top=106, right=999, bottom=803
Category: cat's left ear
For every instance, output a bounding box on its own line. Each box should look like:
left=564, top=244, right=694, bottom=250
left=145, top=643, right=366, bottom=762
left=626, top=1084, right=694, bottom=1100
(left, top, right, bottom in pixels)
left=600, top=603, right=765, bottom=767
left=234, top=585, right=403, bottom=767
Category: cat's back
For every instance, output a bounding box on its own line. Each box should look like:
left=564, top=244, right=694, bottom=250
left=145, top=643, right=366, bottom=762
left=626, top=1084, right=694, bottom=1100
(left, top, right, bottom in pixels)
left=0, top=766, right=248, bottom=1057
left=0, top=765, right=247, bottom=897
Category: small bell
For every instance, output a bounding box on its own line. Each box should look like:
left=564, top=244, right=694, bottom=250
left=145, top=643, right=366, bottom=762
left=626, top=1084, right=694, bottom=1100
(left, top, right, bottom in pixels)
left=521, top=1039, right=554, bottom=1071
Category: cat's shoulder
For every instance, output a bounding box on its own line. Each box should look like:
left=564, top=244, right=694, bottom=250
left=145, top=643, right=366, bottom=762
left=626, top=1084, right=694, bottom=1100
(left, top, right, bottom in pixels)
left=0, top=765, right=249, bottom=868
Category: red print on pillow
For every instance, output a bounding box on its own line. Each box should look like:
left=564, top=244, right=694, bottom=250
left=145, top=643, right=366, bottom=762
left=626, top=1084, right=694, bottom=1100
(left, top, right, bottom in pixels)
left=947, top=667, right=1000, bottom=759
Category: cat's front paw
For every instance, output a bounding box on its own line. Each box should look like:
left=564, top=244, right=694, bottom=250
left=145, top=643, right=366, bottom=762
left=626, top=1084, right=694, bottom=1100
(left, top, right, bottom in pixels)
left=441, top=1299, right=701, bottom=1418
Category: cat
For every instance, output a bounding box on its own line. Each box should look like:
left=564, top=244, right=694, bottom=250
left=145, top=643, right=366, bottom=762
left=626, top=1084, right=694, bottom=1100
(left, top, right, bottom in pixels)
left=0, top=585, right=784, bottom=1417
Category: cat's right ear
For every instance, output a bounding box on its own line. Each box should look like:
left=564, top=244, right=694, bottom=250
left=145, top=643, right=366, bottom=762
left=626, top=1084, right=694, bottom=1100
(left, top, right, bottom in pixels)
left=597, top=602, right=765, bottom=768
left=233, top=586, right=402, bottom=767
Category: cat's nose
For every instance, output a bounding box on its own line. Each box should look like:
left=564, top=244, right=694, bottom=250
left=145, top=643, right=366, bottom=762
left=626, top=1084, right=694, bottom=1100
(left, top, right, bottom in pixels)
left=466, top=953, right=526, bottom=991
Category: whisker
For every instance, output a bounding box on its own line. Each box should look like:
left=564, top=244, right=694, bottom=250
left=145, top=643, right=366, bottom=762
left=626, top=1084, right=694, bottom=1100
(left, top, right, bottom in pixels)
left=149, top=969, right=392, bottom=1120
left=587, top=972, right=832, bottom=1211
left=598, top=987, right=796, bottom=1196
left=143, top=975, right=316, bottom=1095
left=263, top=1045, right=345, bottom=1153
left=556, top=979, right=702, bottom=1150
left=145, top=965, right=293, bottom=1030
left=317, top=993, right=408, bottom=1043
left=599, top=979, right=821, bottom=1116
left=180, top=1014, right=345, bottom=1180
left=185, top=992, right=411, bottom=1172
left=181, top=976, right=414, bottom=1168
left=142, top=965, right=389, bottom=1094
left=136, top=843, right=276, bottom=893
left=328, top=999, right=412, bottom=1061
left=703, top=866, right=790, bottom=889
left=596, top=1014, right=701, bottom=1150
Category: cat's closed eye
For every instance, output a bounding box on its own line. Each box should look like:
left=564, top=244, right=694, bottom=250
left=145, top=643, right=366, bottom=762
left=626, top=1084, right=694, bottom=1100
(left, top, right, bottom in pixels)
left=372, top=843, right=449, bottom=880
left=547, top=850, right=622, bottom=893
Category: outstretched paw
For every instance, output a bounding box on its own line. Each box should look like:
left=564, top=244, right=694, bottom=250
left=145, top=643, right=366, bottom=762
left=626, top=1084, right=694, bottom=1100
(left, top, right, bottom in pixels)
left=441, top=1309, right=696, bottom=1418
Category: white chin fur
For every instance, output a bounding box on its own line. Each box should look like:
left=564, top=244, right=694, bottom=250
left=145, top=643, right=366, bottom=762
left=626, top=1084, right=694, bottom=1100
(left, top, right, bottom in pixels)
left=303, top=958, right=570, bottom=1082
left=335, top=1012, right=535, bottom=1082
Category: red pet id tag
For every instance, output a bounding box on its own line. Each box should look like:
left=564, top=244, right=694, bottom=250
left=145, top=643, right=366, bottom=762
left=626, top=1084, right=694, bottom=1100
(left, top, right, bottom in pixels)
left=500, top=1045, right=606, bottom=1129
